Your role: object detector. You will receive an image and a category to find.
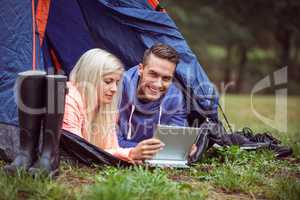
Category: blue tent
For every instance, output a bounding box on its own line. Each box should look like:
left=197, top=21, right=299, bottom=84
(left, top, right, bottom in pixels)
left=0, top=0, right=218, bottom=127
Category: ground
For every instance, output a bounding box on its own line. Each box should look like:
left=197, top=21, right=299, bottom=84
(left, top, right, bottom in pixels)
left=0, top=95, right=299, bottom=200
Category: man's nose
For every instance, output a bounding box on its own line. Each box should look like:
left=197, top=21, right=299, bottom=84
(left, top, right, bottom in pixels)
left=153, top=77, right=163, bottom=88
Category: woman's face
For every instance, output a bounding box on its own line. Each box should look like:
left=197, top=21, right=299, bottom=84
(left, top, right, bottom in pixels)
left=98, top=69, right=123, bottom=104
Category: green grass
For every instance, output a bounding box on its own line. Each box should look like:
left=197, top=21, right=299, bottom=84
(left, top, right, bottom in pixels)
left=0, top=95, right=299, bottom=200
left=265, top=177, right=300, bottom=200
left=80, top=167, right=207, bottom=200
left=0, top=165, right=76, bottom=200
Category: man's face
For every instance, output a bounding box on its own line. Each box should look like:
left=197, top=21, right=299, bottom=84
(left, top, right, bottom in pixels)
left=137, top=54, right=176, bottom=101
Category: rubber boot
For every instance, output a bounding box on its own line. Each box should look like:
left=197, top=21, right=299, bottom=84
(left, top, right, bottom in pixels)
left=29, top=75, right=67, bottom=177
left=4, top=71, right=46, bottom=174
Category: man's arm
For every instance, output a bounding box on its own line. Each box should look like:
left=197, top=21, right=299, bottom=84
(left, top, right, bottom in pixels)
left=117, top=131, right=138, bottom=148
left=164, top=85, right=188, bottom=127
left=168, top=106, right=188, bottom=126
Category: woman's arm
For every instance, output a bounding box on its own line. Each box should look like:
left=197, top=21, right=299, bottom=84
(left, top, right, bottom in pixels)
left=62, top=91, right=84, bottom=137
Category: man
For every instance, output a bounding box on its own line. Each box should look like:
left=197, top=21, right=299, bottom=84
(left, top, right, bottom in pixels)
left=118, top=43, right=190, bottom=160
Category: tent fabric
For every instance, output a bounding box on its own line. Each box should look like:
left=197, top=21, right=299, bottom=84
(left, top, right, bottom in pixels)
left=0, top=1, right=44, bottom=125
left=0, top=0, right=218, bottom=126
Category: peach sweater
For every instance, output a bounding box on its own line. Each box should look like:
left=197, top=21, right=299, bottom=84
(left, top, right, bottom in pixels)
left=62, top=82, right=133, bottom=162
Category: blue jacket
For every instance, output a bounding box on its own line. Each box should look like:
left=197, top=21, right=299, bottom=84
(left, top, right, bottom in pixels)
left=117, top=66, right=188, bottom=148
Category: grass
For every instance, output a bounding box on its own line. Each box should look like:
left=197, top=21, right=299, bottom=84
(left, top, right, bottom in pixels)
left=0, top=95, right=299, bottom=200
left=0, top=165, right=76, bottom=200
left=265, top=177, right=300, bottom=200
left=80, top=167, right=207, bottom=200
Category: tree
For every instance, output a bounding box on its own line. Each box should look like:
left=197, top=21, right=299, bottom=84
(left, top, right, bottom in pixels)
left=164, top=0, right=300, bottom=92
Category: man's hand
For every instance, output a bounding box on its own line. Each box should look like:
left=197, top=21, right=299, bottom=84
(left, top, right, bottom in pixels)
left=189, top=144, right=197, bottom=157
left=130, top=138, right=164, bottom=161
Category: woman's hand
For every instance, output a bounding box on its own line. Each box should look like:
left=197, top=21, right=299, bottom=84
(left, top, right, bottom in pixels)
left=129, top=138, right=164, bottom=161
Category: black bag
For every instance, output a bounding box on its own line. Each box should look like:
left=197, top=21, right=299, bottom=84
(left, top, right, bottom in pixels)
left=188, top=120, right=293, bottom=164
left=60, top=130, right=130, bottom=167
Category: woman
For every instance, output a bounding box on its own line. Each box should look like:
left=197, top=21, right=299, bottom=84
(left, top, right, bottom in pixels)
left=62, top=49, right=163, bottom=163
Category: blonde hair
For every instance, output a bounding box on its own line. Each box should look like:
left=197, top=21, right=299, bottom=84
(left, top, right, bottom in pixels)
left=69, top=48, right=124, bottom=147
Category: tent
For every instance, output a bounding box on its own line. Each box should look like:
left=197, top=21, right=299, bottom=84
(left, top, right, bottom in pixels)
left=0, top=0, right=219, bottom=162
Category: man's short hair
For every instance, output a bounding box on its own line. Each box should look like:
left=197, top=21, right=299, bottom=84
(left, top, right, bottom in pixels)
left=142, top=43, right=180, bottom=66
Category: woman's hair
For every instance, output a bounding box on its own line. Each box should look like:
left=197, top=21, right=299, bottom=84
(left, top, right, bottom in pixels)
left=69, top=48, right=124, bottom=146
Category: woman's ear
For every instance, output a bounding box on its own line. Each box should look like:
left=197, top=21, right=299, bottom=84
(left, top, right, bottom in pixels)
left=138, top=63, right=144, bottom=76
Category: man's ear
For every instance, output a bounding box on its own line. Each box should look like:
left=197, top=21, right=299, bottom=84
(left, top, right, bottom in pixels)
left=138, top=63, right=144, bottom=76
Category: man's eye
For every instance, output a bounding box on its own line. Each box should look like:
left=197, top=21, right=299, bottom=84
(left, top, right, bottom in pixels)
left=149, top=72, right=157, bottom=77
left=163, top=77, right=172, bottom=82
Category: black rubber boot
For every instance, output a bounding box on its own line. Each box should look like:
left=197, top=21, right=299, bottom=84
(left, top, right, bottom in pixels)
left=29, top=75, right=67, bottom=177
left=4, top=71, right=46, bottom=174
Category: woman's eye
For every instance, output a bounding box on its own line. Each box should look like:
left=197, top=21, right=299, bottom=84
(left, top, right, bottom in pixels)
left=104, top=79, right=112, bottom=84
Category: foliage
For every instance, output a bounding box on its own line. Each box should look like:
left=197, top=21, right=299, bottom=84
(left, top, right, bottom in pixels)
left=164, top=0, right=300, bottom=93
